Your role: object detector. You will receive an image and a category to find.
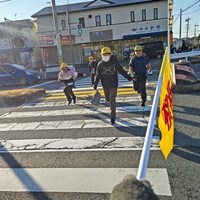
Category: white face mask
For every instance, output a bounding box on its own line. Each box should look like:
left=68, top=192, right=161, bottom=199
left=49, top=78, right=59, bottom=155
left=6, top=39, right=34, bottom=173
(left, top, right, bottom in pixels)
left=102, top=55, right=110, bottom=62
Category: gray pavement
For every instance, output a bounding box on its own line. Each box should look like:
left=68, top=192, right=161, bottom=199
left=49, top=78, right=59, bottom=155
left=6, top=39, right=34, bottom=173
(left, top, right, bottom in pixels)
left=0, top=63, right=199, bottom=200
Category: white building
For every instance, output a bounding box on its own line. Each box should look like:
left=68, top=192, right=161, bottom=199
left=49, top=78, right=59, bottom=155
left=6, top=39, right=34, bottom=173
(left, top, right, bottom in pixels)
left=32, top=0, right=168, bottom=65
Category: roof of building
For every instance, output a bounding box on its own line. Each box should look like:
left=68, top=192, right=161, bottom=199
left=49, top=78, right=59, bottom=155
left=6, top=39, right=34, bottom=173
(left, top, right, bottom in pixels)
left=0, top=19, right=35, bottom=28
left=31, top=0, right=161, bottom=18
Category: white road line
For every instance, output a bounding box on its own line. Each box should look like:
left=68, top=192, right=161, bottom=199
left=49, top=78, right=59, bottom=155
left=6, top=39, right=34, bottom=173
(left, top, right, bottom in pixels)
left=19, top=96, right=151, bottom=108
left=0, top=168, right=171, bottom=196
left=0, top=117, right=150, bottom=131
left=2, top=106, right=152, bottom=118
left=27, top=80, right=57, bottom=88
left=0, top=136, right=160, bottom=152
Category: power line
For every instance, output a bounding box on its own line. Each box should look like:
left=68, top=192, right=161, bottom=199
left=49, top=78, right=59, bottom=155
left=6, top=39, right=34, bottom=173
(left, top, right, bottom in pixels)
left=183, top=8, right=200, bottom=15
left=173, top=14, right=180, bottom=24
left=182, top=0, right=200, bottom=12
left=0, top=0, right=11, bottom=2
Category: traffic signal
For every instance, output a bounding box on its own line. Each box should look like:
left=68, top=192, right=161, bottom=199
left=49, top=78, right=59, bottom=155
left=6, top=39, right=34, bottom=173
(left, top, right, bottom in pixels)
left=77, top=24, right=82, bottom=35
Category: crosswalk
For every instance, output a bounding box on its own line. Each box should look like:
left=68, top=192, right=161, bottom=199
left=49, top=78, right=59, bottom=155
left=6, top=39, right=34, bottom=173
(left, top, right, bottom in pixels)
left=72, top=74, right=133, bottom=89
left=0, top=76, right=172, bottom=199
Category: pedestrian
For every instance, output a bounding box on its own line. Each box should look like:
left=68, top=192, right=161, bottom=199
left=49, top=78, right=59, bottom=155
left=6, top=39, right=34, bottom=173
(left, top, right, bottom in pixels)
left=88, top=56, right=98, bottom=86
left=110, top=175, right=159, bottom=200
left=93, top=47, right=133, bottom=125
left=39, top=63, right=47, bottom=79
left=129, top=45, right=152, bottom=107
left=58, top=62, right=77, bottom=105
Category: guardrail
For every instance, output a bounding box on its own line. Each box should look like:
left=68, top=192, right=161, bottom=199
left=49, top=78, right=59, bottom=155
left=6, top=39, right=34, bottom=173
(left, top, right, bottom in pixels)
left=170, top=50, right=200, bottom=61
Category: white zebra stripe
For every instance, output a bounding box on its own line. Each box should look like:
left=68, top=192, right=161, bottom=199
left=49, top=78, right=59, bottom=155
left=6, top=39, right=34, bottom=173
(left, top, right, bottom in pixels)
left=0, top=117, right=151, bottom=131
left=0, top=168, right=171, bottom=196
left=2, top=105, right=152, bottom=118
left=0, top=136, right=160, bottom=152
left=19, top=96, right=151, bottom=108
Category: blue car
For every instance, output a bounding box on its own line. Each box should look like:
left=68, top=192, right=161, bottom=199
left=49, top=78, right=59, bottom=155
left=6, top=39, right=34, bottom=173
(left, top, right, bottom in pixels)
left=0, top=63, right=41, bottom=85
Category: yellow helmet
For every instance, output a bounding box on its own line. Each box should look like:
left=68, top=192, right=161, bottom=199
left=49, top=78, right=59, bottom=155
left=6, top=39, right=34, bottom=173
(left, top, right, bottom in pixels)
left=134, top=45, right=142, bottom=51
left=101, top=47, right=111, bottom=54
left=88, top=56, right=94, bottom=60
left=60, top=62, right=68, bottom=69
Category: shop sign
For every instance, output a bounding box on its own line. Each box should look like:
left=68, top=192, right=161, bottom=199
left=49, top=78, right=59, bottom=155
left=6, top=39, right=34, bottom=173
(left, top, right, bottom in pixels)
left=39, top=35, right=54, bottom=46
left=131, top=24, right=161, bottom=34
left=61, top=35, right=75, bottom=45
left=90, top=30, right=113, bottom=42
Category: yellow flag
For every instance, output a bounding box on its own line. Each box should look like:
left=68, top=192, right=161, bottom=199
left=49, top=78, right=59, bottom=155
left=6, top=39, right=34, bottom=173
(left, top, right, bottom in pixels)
left=158, top=50, right=174, bottom=160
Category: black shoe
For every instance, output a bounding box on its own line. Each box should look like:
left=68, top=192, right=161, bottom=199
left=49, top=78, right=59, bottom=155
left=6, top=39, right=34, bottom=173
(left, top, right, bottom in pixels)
left=141, top=101, right=145, bottom=107
left=110, top=119, right=115, bottom=125
left=68, top=101, right=72, bottom=105
left=73, top=96, right=76, bottom=104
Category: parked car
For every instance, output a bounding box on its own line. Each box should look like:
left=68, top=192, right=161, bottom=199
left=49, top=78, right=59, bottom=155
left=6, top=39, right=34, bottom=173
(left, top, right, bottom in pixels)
left=0, top=63, right=41, bottom=85
left=139, top=41, right=165, bottom=59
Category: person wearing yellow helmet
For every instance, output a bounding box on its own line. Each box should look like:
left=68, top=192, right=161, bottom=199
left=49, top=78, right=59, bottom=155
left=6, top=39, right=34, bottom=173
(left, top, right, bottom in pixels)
left=93, top=46, right=133, bottom=125
left=58, top=62, right=77, bottom=105
left=88, top=56, right=98, bottom=86
left=129, top=45, right=152, bottom=107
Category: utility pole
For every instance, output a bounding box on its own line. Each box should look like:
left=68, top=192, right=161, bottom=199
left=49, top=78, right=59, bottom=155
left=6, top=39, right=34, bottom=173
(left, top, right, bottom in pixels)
left=66, top=9, right=75, bottom=66
left=179, top=9, right=182, bottom=48
left=194, top=24, right=199, bottom=46
left=194, top=24, right=199, bottom=38
left=51, top=0, right=63, bottom=64
left=185, top=17, right=191, bottom=41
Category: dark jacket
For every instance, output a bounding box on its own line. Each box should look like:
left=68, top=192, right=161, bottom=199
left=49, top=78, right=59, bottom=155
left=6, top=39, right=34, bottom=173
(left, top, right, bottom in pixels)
left=94, top=55, right=132, bottom=89
left=88, top=60, right=98, bottom=74
left=129, top=54, right=150, bottom=76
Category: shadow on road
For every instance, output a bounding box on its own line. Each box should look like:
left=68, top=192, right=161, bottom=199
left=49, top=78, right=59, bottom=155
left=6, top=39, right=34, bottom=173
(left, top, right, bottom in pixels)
left=0, top=146, right=50, bottom=199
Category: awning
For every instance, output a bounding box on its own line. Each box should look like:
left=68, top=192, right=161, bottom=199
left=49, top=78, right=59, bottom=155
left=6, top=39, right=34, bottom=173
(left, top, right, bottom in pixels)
left=123, top=31, right=167, bottom=40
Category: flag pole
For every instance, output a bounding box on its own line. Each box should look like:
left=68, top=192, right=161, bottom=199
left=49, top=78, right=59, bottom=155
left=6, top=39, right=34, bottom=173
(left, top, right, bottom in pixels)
left=137, top=47, right=168, bottom=180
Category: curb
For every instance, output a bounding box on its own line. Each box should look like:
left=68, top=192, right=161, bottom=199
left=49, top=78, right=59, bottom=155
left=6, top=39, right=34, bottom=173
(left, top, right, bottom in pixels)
left=0, top=89, right=46, bottom=107
left=173, top=80, right=200, bottom=94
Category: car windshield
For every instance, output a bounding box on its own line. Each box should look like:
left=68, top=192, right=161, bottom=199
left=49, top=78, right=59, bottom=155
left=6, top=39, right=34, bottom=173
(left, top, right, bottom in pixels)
left=11, top=64, right=26, bottom=71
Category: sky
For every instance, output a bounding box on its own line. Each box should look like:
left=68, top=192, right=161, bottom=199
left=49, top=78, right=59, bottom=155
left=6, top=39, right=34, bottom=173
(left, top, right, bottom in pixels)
left=0, top=0, right=200, bottom=38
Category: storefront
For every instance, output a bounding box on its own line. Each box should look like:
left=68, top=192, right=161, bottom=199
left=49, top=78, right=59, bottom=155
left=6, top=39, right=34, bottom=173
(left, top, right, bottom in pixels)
left=81, top=40, right=123, bottom=62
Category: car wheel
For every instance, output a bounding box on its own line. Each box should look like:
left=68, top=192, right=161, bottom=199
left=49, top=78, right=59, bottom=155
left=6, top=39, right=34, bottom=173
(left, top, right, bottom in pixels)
left=19, top=77, right=28, bottom=85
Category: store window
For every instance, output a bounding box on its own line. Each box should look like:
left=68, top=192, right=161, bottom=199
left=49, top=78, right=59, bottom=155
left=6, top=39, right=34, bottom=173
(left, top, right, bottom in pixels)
left=95, top=15, right=101, bottom=27
left=61, top=20, right=66, bottom=30
left=106, top=14, right=112, bottom=25
left=79, top=17, right=85, bottom=28
left=142, top=10, right=146, bottom=21
left=153, top=8, right=158, bottom=20
left=130, top=11, right=135, bottom=22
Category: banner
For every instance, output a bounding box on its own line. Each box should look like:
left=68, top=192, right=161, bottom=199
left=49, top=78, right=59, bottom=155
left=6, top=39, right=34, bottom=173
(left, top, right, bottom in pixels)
left=158, top=50, right=174, bottom=160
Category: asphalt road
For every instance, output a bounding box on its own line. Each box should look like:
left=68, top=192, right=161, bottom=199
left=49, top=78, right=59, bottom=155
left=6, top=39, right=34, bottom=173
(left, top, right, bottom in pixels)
left=0, top=61, right=199, bottom=200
